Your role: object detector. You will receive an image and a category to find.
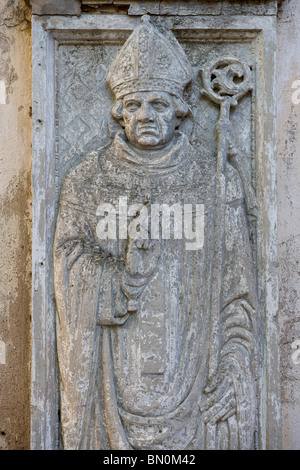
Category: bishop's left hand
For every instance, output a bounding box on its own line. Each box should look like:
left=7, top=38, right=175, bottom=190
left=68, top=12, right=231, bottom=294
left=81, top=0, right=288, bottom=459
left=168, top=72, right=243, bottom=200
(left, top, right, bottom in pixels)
left=200, top=371, right=237, bottom=425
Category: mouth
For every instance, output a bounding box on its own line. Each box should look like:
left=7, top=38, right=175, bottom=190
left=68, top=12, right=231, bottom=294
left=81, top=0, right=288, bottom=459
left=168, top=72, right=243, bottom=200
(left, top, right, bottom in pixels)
left=138, top=126, right=158, bottom=136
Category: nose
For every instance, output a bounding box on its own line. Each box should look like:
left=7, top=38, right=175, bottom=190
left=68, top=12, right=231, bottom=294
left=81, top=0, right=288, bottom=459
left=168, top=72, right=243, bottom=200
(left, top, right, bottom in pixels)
left=138, top=102, right=154, bottom=122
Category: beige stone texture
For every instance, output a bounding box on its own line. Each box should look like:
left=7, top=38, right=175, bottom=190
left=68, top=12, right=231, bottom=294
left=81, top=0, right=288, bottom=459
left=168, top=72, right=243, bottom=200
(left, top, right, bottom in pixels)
left=30, top=6, right=279, bottom=450
left=0, top=0, right=32, bottom=450
left=30, top=0, right=81, bottom=15
left=0, top=0, right=299, bottom=450
left=277, top=0, right=300, bottom=451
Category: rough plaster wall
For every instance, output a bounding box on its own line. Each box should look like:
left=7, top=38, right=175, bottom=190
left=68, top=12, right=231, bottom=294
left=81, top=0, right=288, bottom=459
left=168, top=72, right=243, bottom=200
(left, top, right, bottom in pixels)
left=277, top=0, right=300, bottom=451
left=0, top=0, right=32, bottom=450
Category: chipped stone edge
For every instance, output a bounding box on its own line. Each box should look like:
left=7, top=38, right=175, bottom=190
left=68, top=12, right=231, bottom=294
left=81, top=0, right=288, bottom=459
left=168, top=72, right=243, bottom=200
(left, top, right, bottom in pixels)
left=31, top=18, right=59, bottom=450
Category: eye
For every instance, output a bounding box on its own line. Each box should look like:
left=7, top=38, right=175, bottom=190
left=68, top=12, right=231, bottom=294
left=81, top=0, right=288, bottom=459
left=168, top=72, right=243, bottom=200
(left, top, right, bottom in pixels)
left=151, top=101, right=169, bottom=112
left=124, top=101, right=140, bottom=112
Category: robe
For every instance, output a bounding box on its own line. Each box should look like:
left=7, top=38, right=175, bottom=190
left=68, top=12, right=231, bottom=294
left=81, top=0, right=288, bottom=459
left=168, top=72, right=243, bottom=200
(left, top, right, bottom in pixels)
left=54, top=131, right=257, bottom=450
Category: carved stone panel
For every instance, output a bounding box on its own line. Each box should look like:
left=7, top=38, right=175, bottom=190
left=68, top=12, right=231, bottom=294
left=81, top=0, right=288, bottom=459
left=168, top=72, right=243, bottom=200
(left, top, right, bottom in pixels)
left=31, top=6, right=280, bottom=450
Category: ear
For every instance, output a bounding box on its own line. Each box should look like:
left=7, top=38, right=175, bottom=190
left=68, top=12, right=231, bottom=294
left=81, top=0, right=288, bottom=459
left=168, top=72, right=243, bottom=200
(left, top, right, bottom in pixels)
left=111, top=99, right=124, bottom=123
left=175, top=116, right=182, bottom=129
left=118, top=118, right=125, bottom=128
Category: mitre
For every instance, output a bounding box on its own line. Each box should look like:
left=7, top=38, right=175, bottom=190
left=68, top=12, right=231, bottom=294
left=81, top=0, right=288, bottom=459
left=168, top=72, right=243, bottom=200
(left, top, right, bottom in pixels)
left=106, top=15, right=193, bottom=100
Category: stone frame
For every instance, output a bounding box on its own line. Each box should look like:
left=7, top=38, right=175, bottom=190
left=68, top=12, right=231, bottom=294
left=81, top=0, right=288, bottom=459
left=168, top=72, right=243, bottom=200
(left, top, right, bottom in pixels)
left=31, top=11, right=280, bottom=450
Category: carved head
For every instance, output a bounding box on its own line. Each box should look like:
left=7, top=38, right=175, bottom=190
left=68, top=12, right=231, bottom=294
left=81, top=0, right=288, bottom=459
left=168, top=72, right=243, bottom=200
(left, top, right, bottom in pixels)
left=106, top=16, right=193, bottom=149
left=111, top=91, right=189, bottom=149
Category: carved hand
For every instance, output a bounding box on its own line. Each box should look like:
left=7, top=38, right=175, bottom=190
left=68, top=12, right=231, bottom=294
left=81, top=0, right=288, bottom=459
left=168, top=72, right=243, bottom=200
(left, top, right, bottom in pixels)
left=125, top=231, right=161, bottom=278
left=216, top=117, right=241, bottom=160
left=216, top=116, right=233, bottom=137
left=201, top=370, right=237, bottom=425
left=122, top=233, right=161, bottom=313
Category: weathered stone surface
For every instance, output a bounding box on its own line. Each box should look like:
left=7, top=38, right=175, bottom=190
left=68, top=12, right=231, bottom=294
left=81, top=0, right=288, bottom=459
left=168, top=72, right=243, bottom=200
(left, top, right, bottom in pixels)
left=0, top=0, right=31, bottom=27
left=31, top=4, right=280, bottom=450
left=127, top=1, right=222, bottom=16
left=53, top=19, right=258, bottom=449
left=0, top=0, right=32, bottom=450
left=277, top=0, right=300, bottom=451
left=3, top=0, right=300, bottom=453
left=30, top=0, right=81, bottom=16
left=221, top=0, right=278, bottom=15
left=82, top=0, right=278, bottom=16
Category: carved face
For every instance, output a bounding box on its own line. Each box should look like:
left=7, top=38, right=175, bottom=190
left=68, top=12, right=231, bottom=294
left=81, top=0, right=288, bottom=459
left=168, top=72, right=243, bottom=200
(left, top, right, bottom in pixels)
left=121, top=91, right=180, bottom=149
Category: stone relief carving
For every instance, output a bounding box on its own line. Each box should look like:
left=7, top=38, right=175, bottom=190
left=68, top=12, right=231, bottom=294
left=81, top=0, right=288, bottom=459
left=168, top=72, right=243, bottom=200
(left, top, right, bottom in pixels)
left=53, top=16, right=258, bottom=450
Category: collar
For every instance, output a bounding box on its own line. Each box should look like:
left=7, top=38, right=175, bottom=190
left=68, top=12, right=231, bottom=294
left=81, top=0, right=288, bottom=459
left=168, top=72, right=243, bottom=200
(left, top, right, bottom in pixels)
left=106, top=131, right=192, bottom=175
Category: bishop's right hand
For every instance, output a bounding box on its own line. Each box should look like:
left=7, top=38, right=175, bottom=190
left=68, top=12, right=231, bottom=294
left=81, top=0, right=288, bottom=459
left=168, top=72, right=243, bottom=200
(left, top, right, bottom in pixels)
left=125, top=229, right=161, bottom=279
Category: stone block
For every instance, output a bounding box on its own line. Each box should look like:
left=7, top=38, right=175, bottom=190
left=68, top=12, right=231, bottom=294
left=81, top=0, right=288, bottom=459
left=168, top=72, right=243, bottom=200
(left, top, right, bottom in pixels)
left=31, top=0, right=81, bottom=16
left=221, top=0, right=278, bottom=15
left=31, top=4, right=281, bottom=450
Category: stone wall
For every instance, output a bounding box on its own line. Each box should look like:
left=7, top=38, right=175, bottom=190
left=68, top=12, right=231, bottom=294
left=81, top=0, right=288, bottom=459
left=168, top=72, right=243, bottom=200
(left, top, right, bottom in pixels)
left=277, top=0, right=300, bottom=451
left=0, top=0, right=299, bottom=450
left=0, top=0, right=32, bottom=450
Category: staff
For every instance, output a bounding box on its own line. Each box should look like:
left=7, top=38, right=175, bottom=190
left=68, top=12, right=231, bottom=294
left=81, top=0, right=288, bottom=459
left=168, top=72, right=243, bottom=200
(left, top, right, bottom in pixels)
left=201, top=57, right=254, bottom=447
